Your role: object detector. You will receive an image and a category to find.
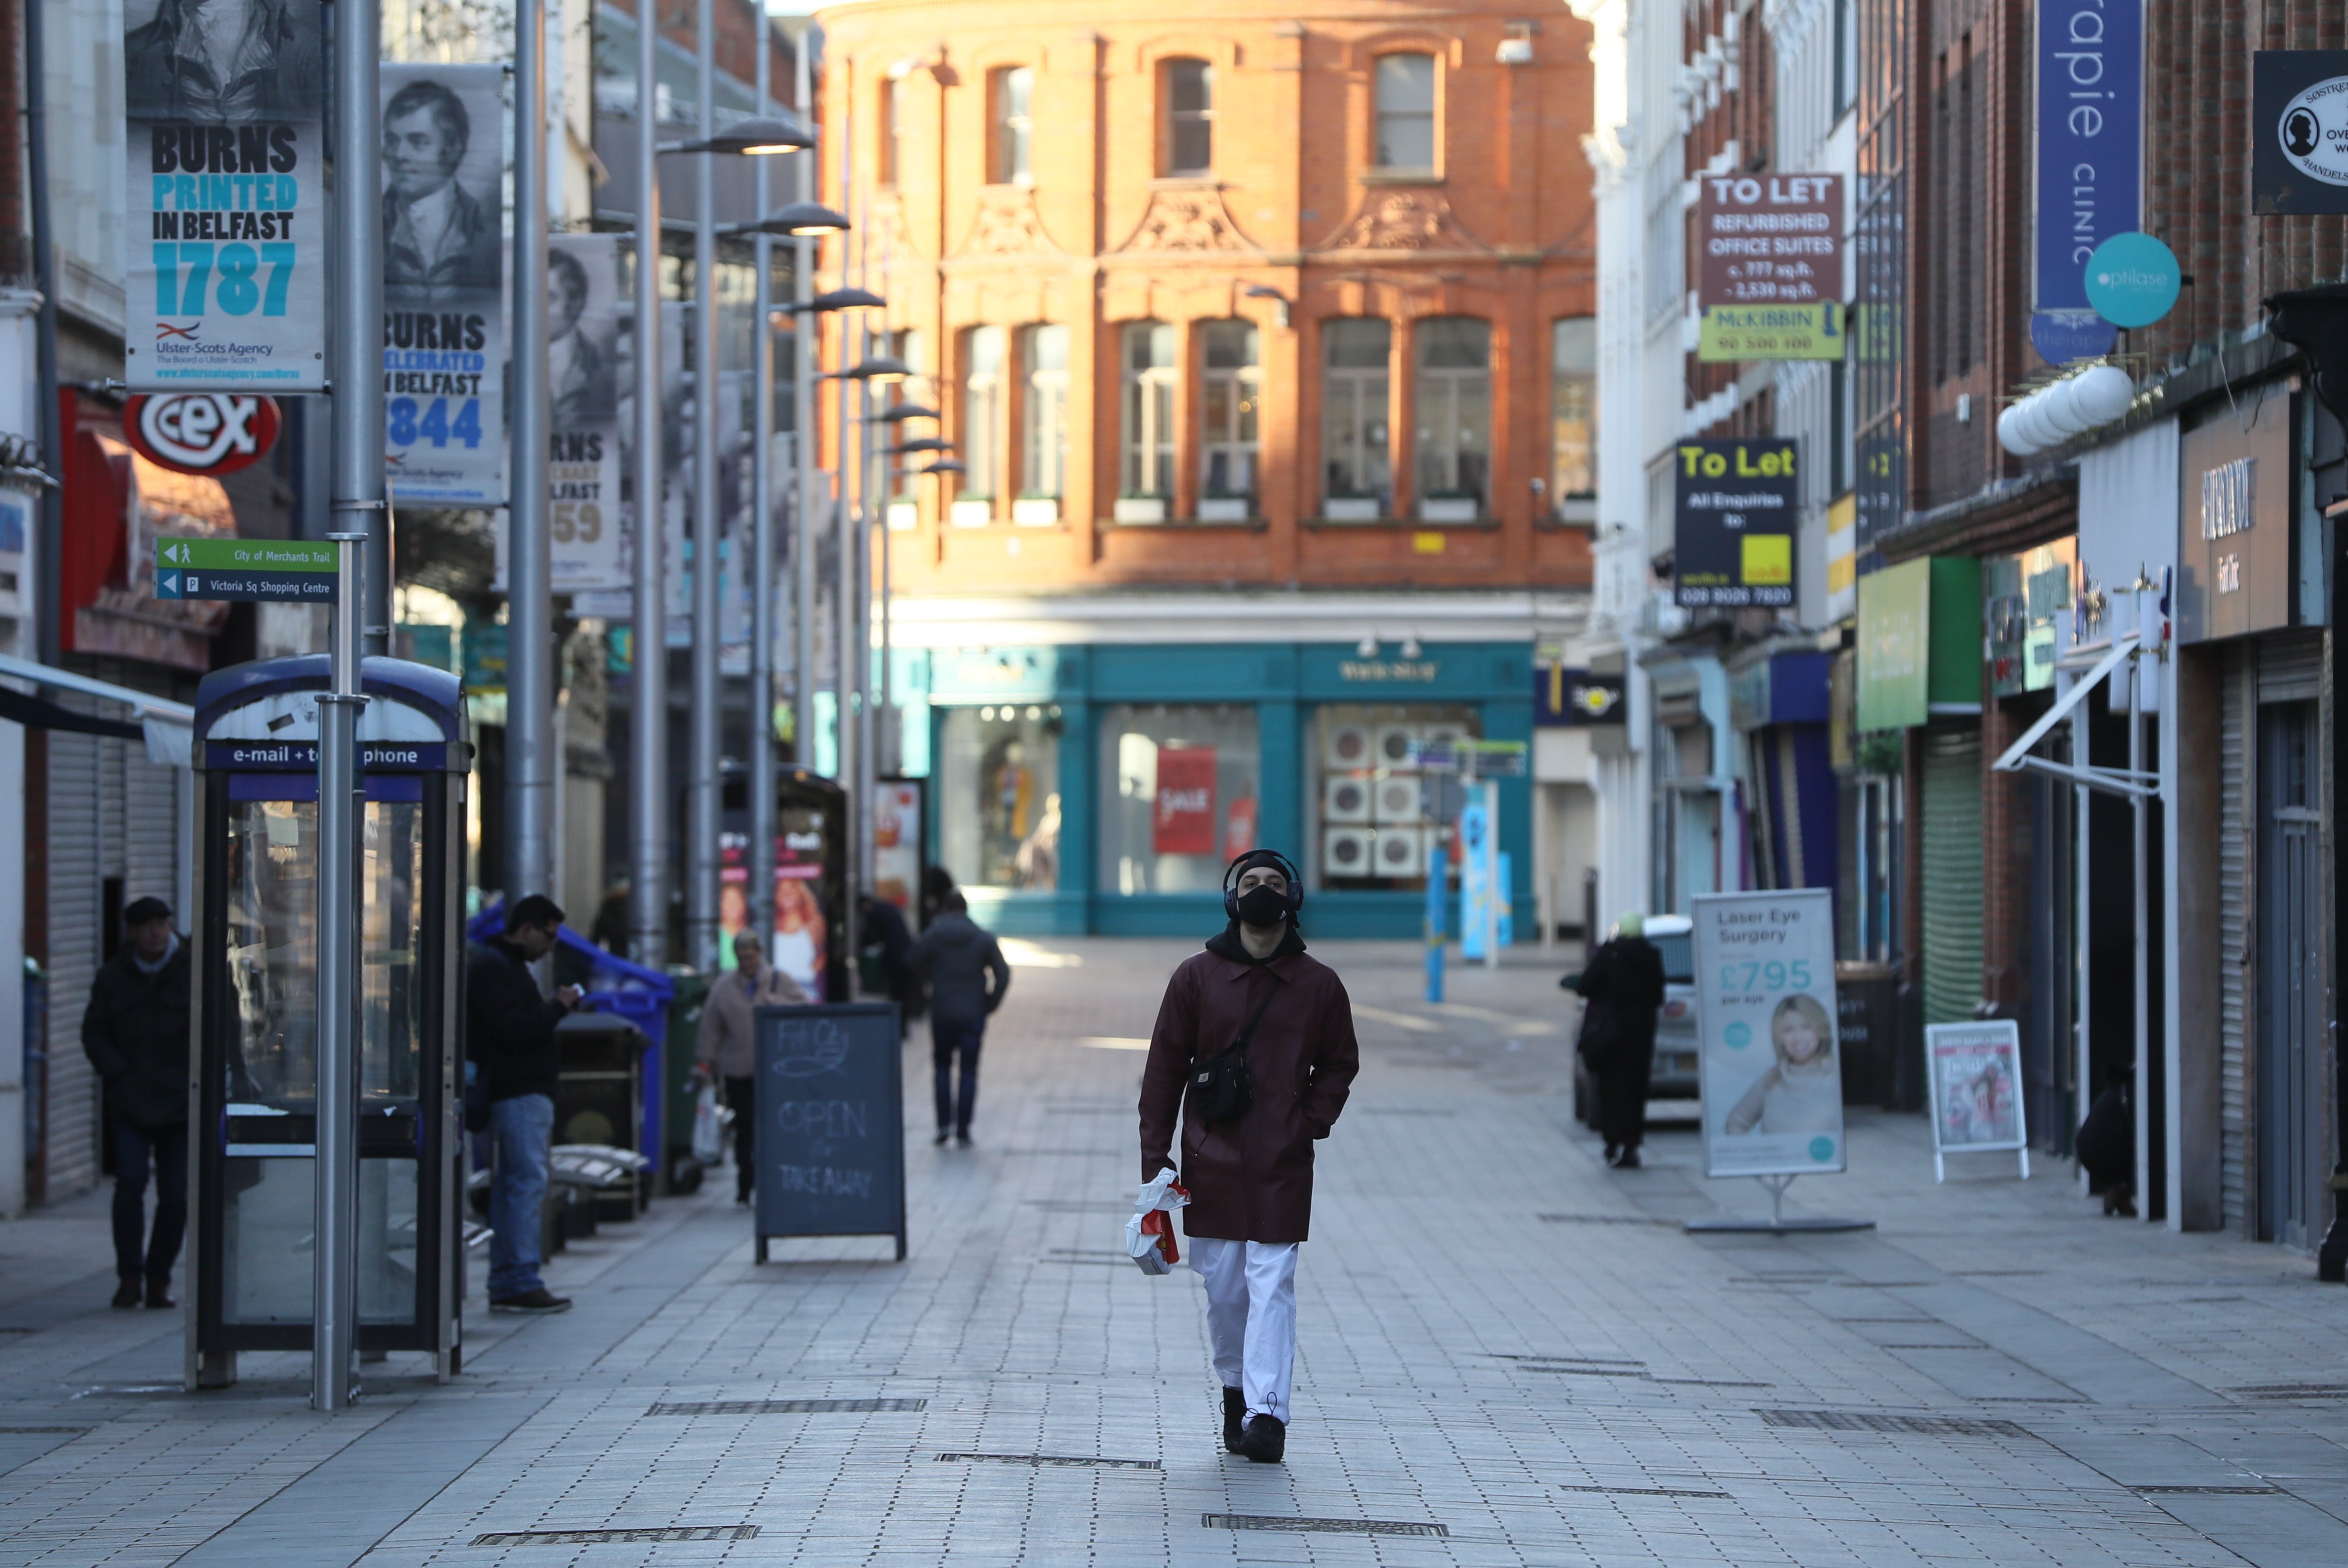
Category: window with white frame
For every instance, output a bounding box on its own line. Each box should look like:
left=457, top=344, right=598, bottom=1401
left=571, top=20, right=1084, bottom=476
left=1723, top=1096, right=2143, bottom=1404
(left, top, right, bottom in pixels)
left=1321, top=318, right=1391, bottom=512
left=1021, top=324, right=1068, bottom=500
left=961, top=325, right=1005, bottom=506
left=1200, top=321, right=1259, bottom=507
left=991, top=66, right=1034, bottom=184
left=1414, top=317, right=1490, bottom=512
left=880, top=76, right=901, bottom=185
left=1121, top=321, right=1176, bottom=499
left=1551, top=317, right=1596, bottom=515
left=1164, top=58, right=1214, bottom=175
left=1374, top=53, right=1436, bottom=170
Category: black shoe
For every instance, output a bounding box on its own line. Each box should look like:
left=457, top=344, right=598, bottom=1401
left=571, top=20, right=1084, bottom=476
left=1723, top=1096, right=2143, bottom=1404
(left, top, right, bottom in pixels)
left=1239, top=1414, right=1285, bottom=1464
left=1611, top=1147, right=1642, bottom=1170
left=111, top=1280, right=141, bottom=1310
left=490, top=1288, right=574, bottom=1314
left=145, top=1279, right=175, bottom=1310
left=735, top=1191, right=751, bottom=1205
left=1603, top=1143, right=1620, bottom=1166
left=955, top=1131, right=973, bottom=1149
left=934, top=1129, right=951, bottom=1147
left=1222, top=1387, right=1246, bottom=1454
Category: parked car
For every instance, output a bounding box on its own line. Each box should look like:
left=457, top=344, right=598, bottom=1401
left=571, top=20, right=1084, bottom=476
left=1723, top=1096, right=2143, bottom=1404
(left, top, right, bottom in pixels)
left=1567, top=913, right=1699, bottom=1127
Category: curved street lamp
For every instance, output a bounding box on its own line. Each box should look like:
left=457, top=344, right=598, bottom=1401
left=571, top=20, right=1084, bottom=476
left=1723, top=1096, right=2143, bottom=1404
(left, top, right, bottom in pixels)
left=722, top=200, right=851, bottom=238
left=667, top=113, right=815, bottom=156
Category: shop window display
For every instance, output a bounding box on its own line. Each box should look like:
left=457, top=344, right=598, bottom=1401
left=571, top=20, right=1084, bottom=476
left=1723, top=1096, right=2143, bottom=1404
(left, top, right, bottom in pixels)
left=938, top=705, right=1062, bottom=890
left=1099, top=705, right=1261, bottom=895
left=1313, top=703, right=1477, bottom=890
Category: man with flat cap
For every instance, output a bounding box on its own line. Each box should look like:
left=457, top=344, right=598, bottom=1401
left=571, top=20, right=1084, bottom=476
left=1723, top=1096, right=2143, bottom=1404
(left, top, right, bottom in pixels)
left=1138, top=848, right=1360, bottom=1465
left=82, top=896, right=193, bottom=1309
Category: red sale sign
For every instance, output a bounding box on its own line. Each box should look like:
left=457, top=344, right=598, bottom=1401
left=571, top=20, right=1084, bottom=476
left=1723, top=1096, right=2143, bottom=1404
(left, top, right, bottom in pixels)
left=1153, top=746, right=1218, bottom=856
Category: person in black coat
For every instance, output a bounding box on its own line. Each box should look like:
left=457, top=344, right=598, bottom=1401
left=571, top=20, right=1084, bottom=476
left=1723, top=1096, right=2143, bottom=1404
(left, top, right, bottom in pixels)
left=859, top=891, right=921, bottom=1037
left=1569, top=912, right=1668, bottom=1169
left=82, top=897, right=192, bottom=1309
left=466, top=895, right=582, bottom=1313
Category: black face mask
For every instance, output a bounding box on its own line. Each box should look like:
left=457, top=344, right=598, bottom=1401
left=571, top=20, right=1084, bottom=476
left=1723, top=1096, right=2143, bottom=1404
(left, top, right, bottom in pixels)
left=1234, top=885, right=1290, bottom=928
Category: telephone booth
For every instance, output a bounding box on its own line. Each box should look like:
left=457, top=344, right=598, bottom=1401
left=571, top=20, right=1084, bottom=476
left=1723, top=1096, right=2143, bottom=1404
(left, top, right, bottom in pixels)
left=185, top=657, right=470, bottom=1388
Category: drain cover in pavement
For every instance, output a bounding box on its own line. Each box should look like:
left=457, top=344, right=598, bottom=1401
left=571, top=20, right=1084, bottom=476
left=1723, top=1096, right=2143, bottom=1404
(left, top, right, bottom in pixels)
left=1205, top=1515, right=1446, bottom=1537
left=1759, top=1409, right=2028, bottom=1438
left=2230, top=1383, right=2348, bottom=1399
left=472, top=1526, right=759, bottom=1545
left=645, top=1398, right=925, bottom=1415
left=935, top=1452, right=1160, bottom=1470
left=1537, top=1212, right=1679, bottom=1226
left=1559, top=1483, right=1731, bottom=1499
left=2136, top=1485, right=2283, bottom=1495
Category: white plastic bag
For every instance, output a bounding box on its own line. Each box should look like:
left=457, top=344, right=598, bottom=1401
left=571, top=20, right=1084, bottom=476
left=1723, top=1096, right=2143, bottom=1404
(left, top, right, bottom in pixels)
left=690, top=1083, right=728, bottom=1165
left=1124, top=1166, right=1190, bottom=1275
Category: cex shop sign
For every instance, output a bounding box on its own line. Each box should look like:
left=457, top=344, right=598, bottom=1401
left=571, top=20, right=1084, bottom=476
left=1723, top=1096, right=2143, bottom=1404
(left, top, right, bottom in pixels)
left=123, top=393, right=281, bottom=477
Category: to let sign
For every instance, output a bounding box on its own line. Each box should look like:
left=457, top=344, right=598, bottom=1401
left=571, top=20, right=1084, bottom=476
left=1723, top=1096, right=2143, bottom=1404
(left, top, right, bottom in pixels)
left=1673, top=439, right=1800, bottom=609
left=1697, top=174, right=1843, bottom=308
left=154, top=537, right=338, bottom=602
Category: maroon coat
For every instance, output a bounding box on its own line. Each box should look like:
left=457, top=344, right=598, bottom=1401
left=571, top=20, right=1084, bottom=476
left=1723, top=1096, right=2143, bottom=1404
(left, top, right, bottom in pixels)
left=1138, top=938, right=1360, bottom=1244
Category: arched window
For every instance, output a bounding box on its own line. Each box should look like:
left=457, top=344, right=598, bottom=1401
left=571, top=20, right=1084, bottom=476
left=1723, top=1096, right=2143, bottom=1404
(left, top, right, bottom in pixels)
left=1121, top=322, right=1177, bottom=503
left=1321, top=319, right=1391, bottom=516
left=990, top=66, right=1035, bottom=184
left=1414, top=318, right=1489, bottom=517
left=1199, top=321, right=1259, bottom=513
left=958, top=325, right=1006, bottom=519
left=1374, top=53, right=1436, bottom=170
left=1163, top=59, right=1214, bottom=175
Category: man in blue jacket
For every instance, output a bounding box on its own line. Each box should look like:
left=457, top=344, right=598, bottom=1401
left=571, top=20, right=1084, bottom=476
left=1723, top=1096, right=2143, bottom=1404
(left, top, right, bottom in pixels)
left=467, top=895, right=582, bottom=1312
left=906, top=891, right=1010, bottom=1148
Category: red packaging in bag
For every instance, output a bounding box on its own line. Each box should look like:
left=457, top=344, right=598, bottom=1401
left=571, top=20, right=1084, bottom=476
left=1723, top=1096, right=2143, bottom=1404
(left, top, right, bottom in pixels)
left=1139, top=1207, right=1179, bottom=1268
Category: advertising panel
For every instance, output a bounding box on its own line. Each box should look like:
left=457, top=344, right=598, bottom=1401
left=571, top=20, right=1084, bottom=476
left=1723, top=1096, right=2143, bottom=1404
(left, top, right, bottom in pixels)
left=123, top=0, right=328, bottom=390
left=381, top=64, right=506, bottom=504
left=2034, top=0, right=2143, bottom=315
left=1692, top=889, right=1844, bottom=1178
left=2252, top=51, right=2348, bottom=215
left=871, top=780, right=923, bottom=918
left=547, top=234, right=627, bottom=590
left=1672, top=438, right=1799, bottom=609
left=1925, top=1021, right=2030, bottom=1181
left=1697, top=303, right=1846, bottom=363
left=1697, top=173, right=1843, bottom=308
left=1855, top=558, right=1930, bottom=730
left=1152, top=746, right=1217, bottom=856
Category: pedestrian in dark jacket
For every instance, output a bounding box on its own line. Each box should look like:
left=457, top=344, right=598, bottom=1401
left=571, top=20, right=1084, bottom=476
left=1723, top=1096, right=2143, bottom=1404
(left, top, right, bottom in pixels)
left=82, top=897, right=191, bottom=1309
left=905, top=891, right=1009, bottom=1147
left=1570, top=913, right=1668, bottom=1169
left=466, top=894, right=582, bottom=1313
left=859, top=891, right=921, bottom=1034
left=1138, top=850, right=1360, bottom=1466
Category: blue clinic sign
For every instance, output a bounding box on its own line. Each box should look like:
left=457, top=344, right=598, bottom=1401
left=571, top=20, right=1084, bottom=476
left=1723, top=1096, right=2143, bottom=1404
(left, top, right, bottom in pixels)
left=2035, top=0, right=2143, bottom=313
left=2083, top=231, right=2180, bottom=328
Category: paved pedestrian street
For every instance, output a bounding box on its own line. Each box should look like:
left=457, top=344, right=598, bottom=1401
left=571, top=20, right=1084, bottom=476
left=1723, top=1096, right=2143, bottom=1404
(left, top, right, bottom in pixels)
left=1, top=938, right=2345, bottom=1567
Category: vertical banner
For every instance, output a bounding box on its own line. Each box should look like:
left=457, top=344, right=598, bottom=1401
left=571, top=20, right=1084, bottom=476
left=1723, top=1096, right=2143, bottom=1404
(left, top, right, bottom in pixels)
left=1457, top=781, right=1496, bottom=960
left=2035, top=1, right=2142, bottom=316
left=382, top=64, right=506, bottom=504
left=871, top=781, right=922, bottom=916
left=1152, top=746, right=1218, bottom=855
left=1691, top=888, right=1845, bottom=1177
left=123, top=0, right=328, bottom=390
left=548, top=234, right=626, bottom=589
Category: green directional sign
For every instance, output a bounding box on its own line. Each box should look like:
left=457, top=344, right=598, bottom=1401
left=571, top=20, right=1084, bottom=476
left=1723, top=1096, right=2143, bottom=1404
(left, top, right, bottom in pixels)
left=154, top=538, right=339, bottom=602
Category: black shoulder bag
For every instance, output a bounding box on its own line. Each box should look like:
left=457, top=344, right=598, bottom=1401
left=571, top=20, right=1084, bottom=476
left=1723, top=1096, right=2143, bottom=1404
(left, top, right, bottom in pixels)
left=1188, top=980, right=1281, bottom=1124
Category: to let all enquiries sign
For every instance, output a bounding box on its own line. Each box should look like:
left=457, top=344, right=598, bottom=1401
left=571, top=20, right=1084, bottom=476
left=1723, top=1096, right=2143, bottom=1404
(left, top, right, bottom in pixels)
left=1673, top=439, right=1800, bottom=609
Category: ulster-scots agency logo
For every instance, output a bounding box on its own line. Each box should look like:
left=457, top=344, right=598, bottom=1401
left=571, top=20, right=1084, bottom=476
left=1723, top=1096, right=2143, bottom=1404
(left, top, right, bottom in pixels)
left=2278, top=76, right=2348, bottom=188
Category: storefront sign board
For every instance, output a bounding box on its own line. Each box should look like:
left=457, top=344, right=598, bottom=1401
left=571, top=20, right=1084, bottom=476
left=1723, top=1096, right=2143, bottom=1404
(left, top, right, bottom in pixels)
left=2176, top=391, right=2294, bottom=644
left=1673, top=438, right=1799, bottom=608
left=752, top=1002, right=906, bottom=1262
left=1536, top=665, right=1625, bottom=727
left=2252, top=51, right=2348, bottom=214
left=1925, top=1020, right=2030, bottom=1182
left=1691, top=888, right=1845, bottom=1178
left=2035, top=0, right=2143, bottom=313
left=123, top=0, right=328, bottom=390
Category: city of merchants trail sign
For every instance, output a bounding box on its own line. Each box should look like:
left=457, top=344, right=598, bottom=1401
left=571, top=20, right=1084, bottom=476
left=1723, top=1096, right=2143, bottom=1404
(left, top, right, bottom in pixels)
left=154, top=538, right=338, bottom=602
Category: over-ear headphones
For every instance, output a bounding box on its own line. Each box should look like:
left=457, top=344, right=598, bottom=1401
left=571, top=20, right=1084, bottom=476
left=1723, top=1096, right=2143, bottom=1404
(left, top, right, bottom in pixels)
left=1222, top=849, right=1304, bottom=921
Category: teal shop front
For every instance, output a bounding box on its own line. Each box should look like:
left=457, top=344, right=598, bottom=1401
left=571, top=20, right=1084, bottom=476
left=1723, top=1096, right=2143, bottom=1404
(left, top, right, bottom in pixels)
left=913, top=642, right=1536, bottom=939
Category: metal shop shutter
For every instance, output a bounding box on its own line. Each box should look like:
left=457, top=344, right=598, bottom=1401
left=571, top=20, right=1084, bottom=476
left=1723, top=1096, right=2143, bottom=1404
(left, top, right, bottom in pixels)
left=2256, top=630, right=2323, bottom=704
left=1920, top=724, right=1984, bottom=1026
left=2219, top=645, right=2250, bottom=1232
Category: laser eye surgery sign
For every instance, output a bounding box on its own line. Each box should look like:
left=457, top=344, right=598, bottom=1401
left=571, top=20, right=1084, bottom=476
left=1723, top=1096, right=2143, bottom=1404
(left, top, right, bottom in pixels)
left=123, top=0, right=328, bottom=391
left=153, top=537, right=338, bottom=602
left=382, top=63, right=508, bottom=506
left=1691, top=889, right=1844, bottom=1178
left=1672, top=438, right=1799, bottom=609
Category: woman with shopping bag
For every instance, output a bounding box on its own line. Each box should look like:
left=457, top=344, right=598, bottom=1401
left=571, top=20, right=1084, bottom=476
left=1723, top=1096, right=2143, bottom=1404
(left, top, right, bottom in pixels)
left=1137, top=850, right=1360, bottom=1465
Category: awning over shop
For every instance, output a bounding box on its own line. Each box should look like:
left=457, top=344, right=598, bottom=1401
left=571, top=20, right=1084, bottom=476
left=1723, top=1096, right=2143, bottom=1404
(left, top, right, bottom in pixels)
left=1988, top=633, right=2157, bottom=798
left=0, top=651, right=196, bottom=766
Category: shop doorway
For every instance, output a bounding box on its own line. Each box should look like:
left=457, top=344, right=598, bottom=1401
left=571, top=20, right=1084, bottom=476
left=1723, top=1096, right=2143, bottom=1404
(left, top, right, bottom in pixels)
left=2256, top=700, right=2322, bottom=1248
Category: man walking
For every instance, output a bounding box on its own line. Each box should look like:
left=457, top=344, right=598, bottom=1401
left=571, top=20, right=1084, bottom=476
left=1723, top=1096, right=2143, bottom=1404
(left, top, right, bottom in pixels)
left=1138, top=851, right=1359, bottom=1465
left=82, top=897, right=192, bottom=1309
left=906, top=890, right=1009, bottom=1147
left=467, top=895, right=582, bottom=1313
left=1569, top=911, right=1667, bottom=1169
left=694, top=931, right=806, bottom=1202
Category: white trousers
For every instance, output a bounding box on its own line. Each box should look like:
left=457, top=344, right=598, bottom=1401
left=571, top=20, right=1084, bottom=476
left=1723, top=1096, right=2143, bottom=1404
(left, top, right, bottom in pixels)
left=1189, top=1237, right=1299, bottom=1424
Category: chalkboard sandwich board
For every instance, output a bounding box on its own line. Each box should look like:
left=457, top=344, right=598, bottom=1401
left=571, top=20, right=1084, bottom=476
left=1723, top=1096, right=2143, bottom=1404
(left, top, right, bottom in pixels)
left=752, top=1002, right=907, bottom=1262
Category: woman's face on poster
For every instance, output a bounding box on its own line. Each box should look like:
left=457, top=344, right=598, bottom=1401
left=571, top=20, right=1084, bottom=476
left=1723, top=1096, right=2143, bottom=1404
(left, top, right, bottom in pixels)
left=1777, top=1009, right=1823, bottom=1065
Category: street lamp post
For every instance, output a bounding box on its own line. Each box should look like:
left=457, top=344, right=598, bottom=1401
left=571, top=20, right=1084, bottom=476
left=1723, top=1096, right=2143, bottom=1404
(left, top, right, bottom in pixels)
left=508, top=0, right=553, bottom=917
left=687, top=0, right=722, bottom=976
left=750, top=11, right=777, bottom=947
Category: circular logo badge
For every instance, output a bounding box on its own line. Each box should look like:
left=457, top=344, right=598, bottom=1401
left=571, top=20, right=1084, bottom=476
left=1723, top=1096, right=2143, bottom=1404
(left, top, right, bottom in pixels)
left=1724, top=1021, right=1753, bottom=1050
left=122, top=393, right=281, bottom=477
left=2084, top=232, right=2181, bottom=330
left=2278, top=75, right=2348, bottom=188
left=1808, top=1136, right=1837, bottom=1163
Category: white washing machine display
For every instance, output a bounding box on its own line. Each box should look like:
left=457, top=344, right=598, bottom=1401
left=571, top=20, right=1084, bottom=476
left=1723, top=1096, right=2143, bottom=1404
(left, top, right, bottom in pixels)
left=1323, top=775, right=1372, bottom=824
left=1322, top=826, right=1373, bottom=879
